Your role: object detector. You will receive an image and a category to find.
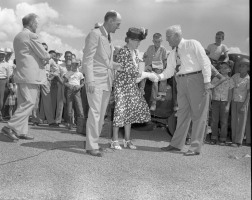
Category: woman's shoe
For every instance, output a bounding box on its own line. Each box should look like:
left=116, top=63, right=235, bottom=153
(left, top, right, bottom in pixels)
left=123, top=139, right=137, bottom=149
left=110, top=140, right=122, bottom=150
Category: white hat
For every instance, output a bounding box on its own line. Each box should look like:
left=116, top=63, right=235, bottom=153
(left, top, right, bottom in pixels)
left=55, top=49, right=63, bottom=57
left=5, top=47, right=13, bottom=53
left=0, top=48, right=6, bottom=54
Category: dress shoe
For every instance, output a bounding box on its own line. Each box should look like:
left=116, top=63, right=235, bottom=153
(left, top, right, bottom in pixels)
left=86, top=149, right=103, bottom=157
left=161, top=145, right=180, bottom=152
left=18, top=135, right=34, bottom=140
left=32, top=122, right=39, bottom=126
left=49, top=123, right=59, bottom=127
left=183, top=150, right=200, bottom=156
left=1, top=126, right=19, bottom=141
left=230, top=143, right=242, bottom=147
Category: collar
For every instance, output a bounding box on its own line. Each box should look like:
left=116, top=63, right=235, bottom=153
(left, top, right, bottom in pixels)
left=23, top=28, right=31, bottom=33
left=100, top=26, right=109, bottom=37
left=177, top=38, right=185, bottom=49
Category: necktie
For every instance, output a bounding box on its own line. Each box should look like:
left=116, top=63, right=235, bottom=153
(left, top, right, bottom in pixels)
left=175, top=47, right=181, bottom=73
left=108, top=34, right=111, bottom=43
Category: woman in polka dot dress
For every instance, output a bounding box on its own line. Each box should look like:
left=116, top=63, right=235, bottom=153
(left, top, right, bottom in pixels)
left=111, top=27, right=151, bottom=150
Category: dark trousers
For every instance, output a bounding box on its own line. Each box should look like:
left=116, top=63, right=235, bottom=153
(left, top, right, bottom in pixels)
left=0, top=79, right=7, bottom=118
left=66, top=88, right=84, bottom=124
left=39, top=81, right=55, bottom=124
left=80, top=86, right=89, bottom=120
left=211, top=100, right=229, bottom=142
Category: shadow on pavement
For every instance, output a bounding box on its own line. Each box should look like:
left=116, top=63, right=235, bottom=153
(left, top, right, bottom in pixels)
left=21, top=140, right=86, bottom=155
left=30, top=125, right=84, bottom=136
left=20, top=140, right=110, bottom=155
left=20, top=139, right=167, bottom=154
left=132, top=130, right=172, bottom=143
left=134, top=145, right=164, bottom=152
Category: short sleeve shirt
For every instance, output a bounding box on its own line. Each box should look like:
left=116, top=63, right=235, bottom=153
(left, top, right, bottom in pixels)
left=7, top=60, right=15, bottom=76
left=143, top=45, right=167, bottom=68
left=65, top=71, right=84, bottom=86
left=211, top=76, right=234, bottom=101
left=211, top=65, right=220, bottom=77
left=0, top=61, right=10, bottom=79
left=232, top=73, right=250, bottom=102
left=207, top=43, right=228, bottom=61
left=59, top=63, right=69, bottom=77
left=49, top=59, right=60, bottom=74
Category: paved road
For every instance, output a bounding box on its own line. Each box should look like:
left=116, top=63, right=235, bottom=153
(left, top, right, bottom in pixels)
left=0, top=122, right=251, bottom=200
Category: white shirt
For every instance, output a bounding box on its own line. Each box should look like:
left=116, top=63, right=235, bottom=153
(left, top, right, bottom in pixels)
left=207, top=43, right=228, bottom=61
left=6, top=60, right=15, bottom=76
left=65, top=71, right=84, bottom=86
left=0, top=61, right=10, bottom=79
left=160, top=38, right=211, bottom=83
left=59, top=62, right=69, bottom=77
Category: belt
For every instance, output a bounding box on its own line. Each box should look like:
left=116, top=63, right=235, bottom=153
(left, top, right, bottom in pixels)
left=177, top=70, right=201, bottom=77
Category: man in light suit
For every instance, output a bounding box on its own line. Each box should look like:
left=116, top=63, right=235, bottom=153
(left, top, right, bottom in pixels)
left=148, top=25, right=212, bottom=156
left=81, top=10, right=122, bottom=157
left=1, top=13, right=51, bottom=141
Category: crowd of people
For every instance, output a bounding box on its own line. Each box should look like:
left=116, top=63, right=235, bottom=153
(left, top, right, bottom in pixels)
left=0, top=10, right=250, bottom=157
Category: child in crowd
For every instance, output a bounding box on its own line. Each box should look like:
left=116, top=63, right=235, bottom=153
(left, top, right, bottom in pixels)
left=210, top=62, right=234, bottom=145
left=63, top=60, right=85, bottom=131
left=206, top=31, right=229, bottom=68
left=5, top=82, right=17, bottom=118
left=140, top=33, right=168, bottom=111
left=231, top=58, right=250, bottom=147
left=48, top=50, right=60, bottom=81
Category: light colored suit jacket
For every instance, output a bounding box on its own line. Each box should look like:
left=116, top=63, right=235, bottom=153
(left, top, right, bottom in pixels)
left=13, top=28, right=50, bottom=84
left=81, top=26, right=114, bottom=91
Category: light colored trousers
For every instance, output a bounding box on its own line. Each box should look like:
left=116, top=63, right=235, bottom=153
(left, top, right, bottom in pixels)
left=231, top=101, right=248, bottom=145
left=8, top=83, right=39, bottom=135
left=170, top=73, right=209, bottom=153
left=86, top=88, right=111, bottom=150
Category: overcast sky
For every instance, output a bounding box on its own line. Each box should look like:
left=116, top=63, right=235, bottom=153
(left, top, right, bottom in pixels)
left=0, top=0, right=249, bottom=59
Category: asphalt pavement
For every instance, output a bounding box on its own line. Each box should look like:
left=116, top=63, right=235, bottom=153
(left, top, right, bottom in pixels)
left=0, top=121, right=251, bottom=200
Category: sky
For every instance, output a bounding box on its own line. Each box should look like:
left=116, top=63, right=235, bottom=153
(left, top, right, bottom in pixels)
left=0, top=0, right=249, bottom=59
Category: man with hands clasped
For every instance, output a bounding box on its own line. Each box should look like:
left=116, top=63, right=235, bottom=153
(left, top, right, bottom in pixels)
left=141, top=25, right=212, bottom=156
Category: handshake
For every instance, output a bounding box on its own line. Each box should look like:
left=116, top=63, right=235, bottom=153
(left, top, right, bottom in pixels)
left=136, top=72, right=160, bottom=83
